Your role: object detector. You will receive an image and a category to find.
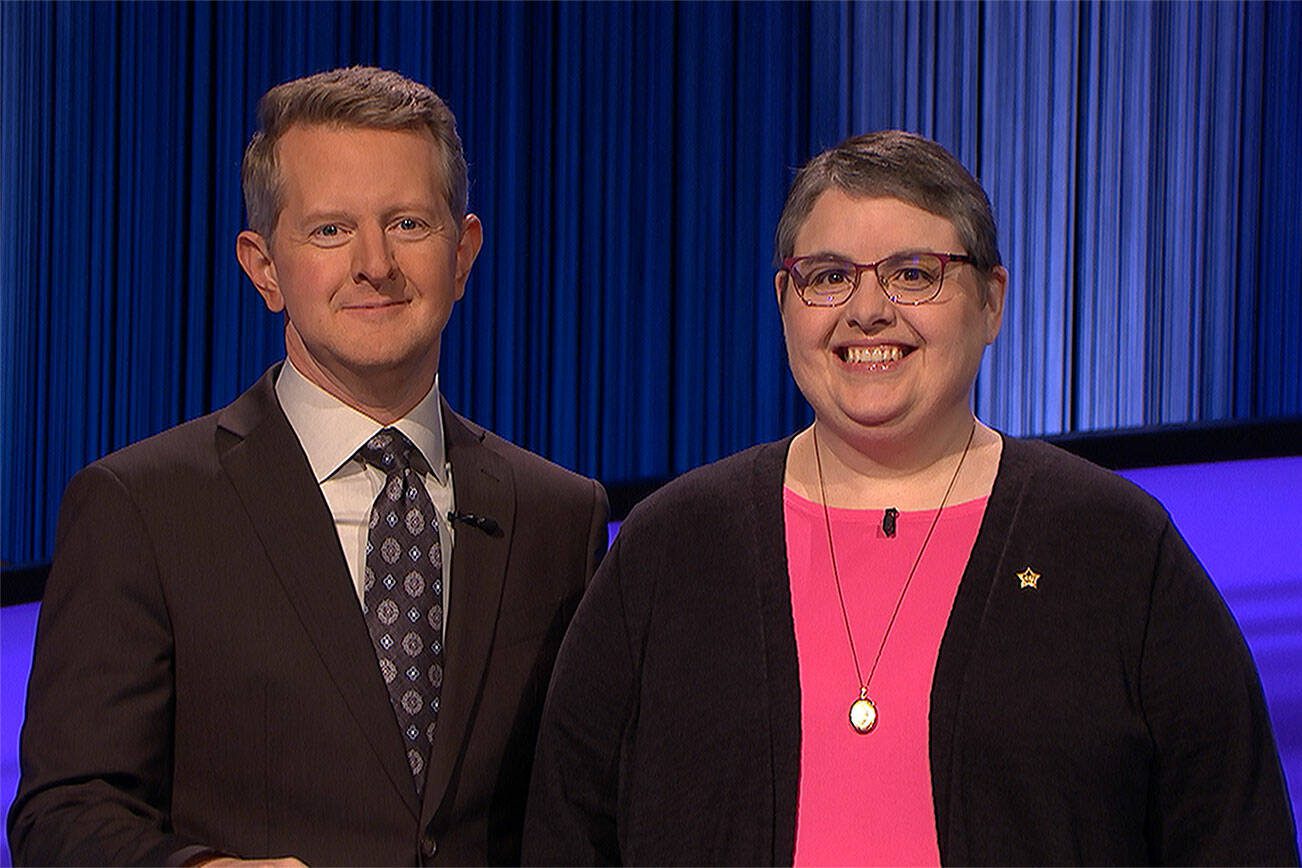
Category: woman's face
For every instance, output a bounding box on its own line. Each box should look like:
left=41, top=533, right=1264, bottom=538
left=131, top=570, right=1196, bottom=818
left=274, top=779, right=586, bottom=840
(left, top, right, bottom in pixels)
left=776, top=191, right=1006, bottom=448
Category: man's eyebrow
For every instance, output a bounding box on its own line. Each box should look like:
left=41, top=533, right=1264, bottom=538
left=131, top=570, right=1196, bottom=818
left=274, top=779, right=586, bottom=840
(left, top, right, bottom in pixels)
left=295, top=209, right=354, bottom=225
left=383, top=200, right=441, bottom=215
left=379, top=205, right=450, bottom=228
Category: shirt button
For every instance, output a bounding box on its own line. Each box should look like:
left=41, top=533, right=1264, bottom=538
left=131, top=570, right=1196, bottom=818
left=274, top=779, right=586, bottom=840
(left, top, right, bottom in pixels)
left=420, top=832, right=438, bottom=859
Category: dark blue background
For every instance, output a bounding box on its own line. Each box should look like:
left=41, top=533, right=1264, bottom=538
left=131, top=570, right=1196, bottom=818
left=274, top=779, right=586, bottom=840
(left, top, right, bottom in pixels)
left=3, top=1, right=1300, bottom=565
left=2, top=3, right=1301, bottom=861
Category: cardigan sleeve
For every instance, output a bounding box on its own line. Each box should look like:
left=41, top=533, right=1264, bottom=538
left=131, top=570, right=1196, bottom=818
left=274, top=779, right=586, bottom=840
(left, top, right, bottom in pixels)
left=1139, top=520, right=1298, bottom=865
left=524, top=530, right=637, bottom=865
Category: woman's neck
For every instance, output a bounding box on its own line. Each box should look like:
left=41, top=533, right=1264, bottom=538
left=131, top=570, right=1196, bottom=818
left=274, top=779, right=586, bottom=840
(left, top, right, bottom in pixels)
left=784, top=418, right=1003, bottom=510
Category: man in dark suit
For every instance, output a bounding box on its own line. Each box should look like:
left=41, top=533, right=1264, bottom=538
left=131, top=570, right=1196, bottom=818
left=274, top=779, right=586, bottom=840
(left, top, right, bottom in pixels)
left=8, top=66, right=608, bottom=866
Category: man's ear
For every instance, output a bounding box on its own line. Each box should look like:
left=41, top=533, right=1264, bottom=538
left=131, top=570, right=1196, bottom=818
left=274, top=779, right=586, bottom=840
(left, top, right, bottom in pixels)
left=452, top=214, right=484, bottom=301
left=236, top=230, right=284, bottom=313
left=982, top=265, right=1008, bottom=345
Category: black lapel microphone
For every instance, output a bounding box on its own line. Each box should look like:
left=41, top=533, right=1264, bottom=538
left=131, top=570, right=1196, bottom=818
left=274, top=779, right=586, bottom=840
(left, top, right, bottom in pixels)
left=882, top=507, right=899, bottom=538
left=447, top=510, right=503, bottom=537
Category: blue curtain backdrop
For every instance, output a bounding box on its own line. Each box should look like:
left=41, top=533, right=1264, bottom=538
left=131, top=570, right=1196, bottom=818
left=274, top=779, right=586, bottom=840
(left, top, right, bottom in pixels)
left=3, top=1, right=1300, bottom=565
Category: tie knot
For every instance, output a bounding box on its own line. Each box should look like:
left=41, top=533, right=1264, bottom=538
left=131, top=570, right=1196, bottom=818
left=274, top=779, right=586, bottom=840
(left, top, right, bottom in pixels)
left=358, top=427, right=417, bottom=474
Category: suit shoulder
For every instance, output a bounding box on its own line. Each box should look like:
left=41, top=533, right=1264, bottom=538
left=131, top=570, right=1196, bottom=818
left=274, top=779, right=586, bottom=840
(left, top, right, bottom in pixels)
left=477, top=427, right=601, bottom=495
left=79, top=410, right=225, bottom=487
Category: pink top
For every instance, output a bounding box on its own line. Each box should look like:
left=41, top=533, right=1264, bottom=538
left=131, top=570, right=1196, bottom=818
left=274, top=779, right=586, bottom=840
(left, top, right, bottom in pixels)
left=784, top=488, right=988, bottom=867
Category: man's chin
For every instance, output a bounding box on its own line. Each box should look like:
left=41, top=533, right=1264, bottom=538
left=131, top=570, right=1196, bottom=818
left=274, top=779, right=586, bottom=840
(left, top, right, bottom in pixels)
left=333, top=352, right=436, bottom=381
left=291, top=343, right=438, bottom=389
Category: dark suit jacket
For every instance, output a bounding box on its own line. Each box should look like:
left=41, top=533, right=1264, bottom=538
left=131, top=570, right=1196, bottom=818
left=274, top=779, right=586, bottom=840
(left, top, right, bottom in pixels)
left=8, top=367, right=609, bottom=866
left=525, top=436, right=1297, bottom=866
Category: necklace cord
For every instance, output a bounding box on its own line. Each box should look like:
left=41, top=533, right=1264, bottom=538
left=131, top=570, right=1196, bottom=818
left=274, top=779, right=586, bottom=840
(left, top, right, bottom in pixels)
left=813, top=427, right=866, bottom=687
left=812, top=421, right=977, bottom=694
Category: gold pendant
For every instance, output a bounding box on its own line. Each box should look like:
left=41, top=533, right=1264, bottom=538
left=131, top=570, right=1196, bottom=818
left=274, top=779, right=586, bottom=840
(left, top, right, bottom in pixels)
left=849, top=688, right=878, bottom=734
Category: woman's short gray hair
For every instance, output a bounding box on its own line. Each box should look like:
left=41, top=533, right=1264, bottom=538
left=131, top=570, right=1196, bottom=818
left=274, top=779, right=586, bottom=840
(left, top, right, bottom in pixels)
left=774, top=131, right=1002, bottom=275
left=241, top=66, right=468, bottom=238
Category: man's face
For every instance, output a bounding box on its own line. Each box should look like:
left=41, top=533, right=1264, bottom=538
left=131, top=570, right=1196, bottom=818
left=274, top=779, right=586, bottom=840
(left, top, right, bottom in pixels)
left=238, top=124, right=481, bottom=400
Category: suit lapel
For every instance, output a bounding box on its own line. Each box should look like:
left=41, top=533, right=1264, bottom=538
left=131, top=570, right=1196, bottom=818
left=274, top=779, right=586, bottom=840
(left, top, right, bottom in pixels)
left=421, top=402, right=515, bottom=821
left=216, top=369, right=421, bottom=819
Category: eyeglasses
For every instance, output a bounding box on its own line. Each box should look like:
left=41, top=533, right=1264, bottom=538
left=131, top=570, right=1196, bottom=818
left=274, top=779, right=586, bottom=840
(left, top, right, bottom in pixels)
left=781, top=251, right=976, bottom=306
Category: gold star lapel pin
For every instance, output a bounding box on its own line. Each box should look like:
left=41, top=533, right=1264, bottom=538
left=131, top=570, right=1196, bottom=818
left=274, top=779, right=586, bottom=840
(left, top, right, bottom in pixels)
left=1017, top=566, right=1040, bottom=589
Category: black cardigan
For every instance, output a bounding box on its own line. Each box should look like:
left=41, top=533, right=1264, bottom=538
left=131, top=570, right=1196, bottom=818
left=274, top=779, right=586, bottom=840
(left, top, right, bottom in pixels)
left=525, top=437, right=1298, bottom=865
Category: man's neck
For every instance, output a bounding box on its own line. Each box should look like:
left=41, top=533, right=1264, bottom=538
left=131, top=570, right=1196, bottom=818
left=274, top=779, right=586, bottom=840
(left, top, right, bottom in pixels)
left=284, top=345, right=437, bottom=425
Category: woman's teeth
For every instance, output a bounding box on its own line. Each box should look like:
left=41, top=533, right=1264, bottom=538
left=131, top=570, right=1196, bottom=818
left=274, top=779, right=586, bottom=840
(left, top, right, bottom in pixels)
left=842, top=345, right=904, bottom=363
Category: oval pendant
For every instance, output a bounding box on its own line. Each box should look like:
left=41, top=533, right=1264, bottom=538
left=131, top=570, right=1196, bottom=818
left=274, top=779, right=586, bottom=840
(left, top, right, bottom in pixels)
left=849, top=696, right=878, bottom=734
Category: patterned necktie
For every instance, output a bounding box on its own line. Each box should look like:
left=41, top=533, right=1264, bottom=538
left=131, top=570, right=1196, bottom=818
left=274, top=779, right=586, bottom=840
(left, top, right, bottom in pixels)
left=358, top=427, right=444, bottom=793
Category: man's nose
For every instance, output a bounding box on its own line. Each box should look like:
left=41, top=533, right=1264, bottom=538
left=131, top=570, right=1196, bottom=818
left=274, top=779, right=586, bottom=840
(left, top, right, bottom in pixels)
left=352, top=223, right=398, bottom=285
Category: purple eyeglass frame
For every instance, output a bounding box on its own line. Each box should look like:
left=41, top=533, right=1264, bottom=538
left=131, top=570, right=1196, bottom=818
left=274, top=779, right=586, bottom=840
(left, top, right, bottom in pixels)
left=781, top=251, right=976, bottom=306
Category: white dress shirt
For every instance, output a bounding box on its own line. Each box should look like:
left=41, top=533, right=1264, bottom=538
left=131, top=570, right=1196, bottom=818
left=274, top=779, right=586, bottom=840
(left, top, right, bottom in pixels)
left=274, top=360, right=455, bottom=621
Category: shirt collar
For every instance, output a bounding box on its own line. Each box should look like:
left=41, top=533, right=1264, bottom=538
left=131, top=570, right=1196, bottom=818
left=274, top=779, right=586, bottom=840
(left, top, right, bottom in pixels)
left=274, top=359, right=448, bottom=485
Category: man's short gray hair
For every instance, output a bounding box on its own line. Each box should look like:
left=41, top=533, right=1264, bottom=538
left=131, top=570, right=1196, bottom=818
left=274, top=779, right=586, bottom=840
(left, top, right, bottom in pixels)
left=241, top=66, right=468, bottom=238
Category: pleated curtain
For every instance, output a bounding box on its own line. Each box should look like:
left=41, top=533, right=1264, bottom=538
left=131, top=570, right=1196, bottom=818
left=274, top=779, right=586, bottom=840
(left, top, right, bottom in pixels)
left=3, top=1, right=1299, bottom=563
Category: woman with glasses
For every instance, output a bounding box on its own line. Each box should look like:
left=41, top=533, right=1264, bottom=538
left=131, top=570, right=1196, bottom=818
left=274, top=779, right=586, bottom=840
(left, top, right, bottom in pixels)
left=523, top=132, right=1297, bottom=866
